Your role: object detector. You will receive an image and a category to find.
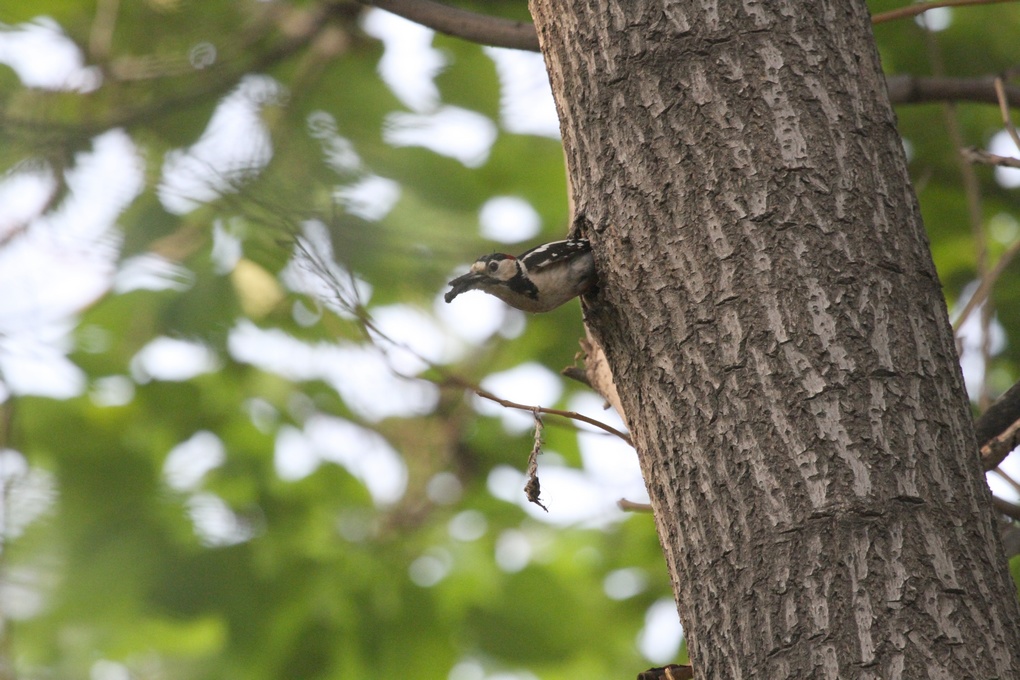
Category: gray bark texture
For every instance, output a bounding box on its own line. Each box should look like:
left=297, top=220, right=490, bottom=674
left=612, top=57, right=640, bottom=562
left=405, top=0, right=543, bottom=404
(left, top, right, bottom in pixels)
left=528, top=0, right=1020, bottom=677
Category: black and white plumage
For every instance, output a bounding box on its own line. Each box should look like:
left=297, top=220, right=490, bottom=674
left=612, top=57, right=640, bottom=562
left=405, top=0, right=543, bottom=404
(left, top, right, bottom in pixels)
left=444, top=239, right=597, bottom=313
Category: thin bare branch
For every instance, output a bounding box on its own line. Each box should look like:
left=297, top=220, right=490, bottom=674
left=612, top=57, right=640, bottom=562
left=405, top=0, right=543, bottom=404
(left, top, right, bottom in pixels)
left=993, top=467, right=1020, bottom=495
left=886, top=75, right=1020, bottom=108
left=872, top=0, right=1020, bottom=25
left=977, top=377, right=1020, bottom=469
left=452, top=377, right=633, bottom=445
left=560, top=365, right=591, bottom=388
left=358, top=0, right=539, bottom=51
left=982, top=419, right=1020, bottom=470
left=951, top=238, right=1020, bottom=332
left=962, top=147, right=1020, bottom=169
left=457, top=373, right=633, bottom=445
left=617, top=498, right=653, bottom=513
left=976, top=383, right=1020, bottom=445
left=994, top=77, right=1020, bottom=153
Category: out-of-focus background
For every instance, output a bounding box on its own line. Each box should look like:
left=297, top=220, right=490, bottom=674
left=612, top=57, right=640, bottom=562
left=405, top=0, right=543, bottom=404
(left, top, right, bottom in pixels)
left=0, top=2, right=1018, bottom=679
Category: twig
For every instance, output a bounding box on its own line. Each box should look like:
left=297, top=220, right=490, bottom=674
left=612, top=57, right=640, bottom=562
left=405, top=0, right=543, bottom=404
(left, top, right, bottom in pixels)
left=951, top=237, right=1020, bottom=332
left=980, top=413, right=1020, bottom=471
left=617, top=498, right=653, bottom=513
left=459, top=379, right=633, bottom=445
left=886, top=75, right=1020, bottom=108
left=993, top=467, right=1020, bottom=495
left=560, top=365, right=591, bottom=388
left=872, top=0, right=1020, bottom=25
left=976, top=384, right=1020, bottom=445
left=962, top=147, right=1020, bottom=169
left=992, top=495, right=1020, bottom=521
left=358, top=0, right=540, bottom=51
left=994, top=77, right=1020, bottom=153
left=524, top=409, right=548, bottom=511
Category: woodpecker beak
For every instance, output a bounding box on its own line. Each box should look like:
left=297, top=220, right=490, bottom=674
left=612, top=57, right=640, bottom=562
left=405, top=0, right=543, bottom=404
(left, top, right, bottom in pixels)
left=444, top=271, right=487, bottom=303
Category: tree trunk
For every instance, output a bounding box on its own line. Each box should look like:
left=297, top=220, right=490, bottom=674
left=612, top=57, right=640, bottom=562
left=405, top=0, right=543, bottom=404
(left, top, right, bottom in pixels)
left=529, top=0, right=1020, bottom=677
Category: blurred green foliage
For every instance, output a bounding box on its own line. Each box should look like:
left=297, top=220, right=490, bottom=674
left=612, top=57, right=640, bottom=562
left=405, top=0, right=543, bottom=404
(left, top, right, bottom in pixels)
left=1, top=1, right=1019, bottom=679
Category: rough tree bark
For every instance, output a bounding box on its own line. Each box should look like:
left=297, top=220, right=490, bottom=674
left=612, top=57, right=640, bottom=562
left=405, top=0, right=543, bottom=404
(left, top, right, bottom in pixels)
left=529, top=1, right=1020, bottom=678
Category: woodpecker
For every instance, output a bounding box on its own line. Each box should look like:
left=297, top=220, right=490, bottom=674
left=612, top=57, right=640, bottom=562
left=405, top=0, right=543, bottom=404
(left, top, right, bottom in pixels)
left=444, top=239, right=596, bottom=313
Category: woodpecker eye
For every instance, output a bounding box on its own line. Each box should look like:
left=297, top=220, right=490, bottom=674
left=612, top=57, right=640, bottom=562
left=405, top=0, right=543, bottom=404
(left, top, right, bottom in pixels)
left=487, top=261, right=499, bottom=273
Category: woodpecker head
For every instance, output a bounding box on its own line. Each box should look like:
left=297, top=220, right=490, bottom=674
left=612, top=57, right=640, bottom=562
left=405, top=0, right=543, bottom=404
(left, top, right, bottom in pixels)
left=444, top=239, right=595, bottom=313
left=444, top=254, right=523, bottom=303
